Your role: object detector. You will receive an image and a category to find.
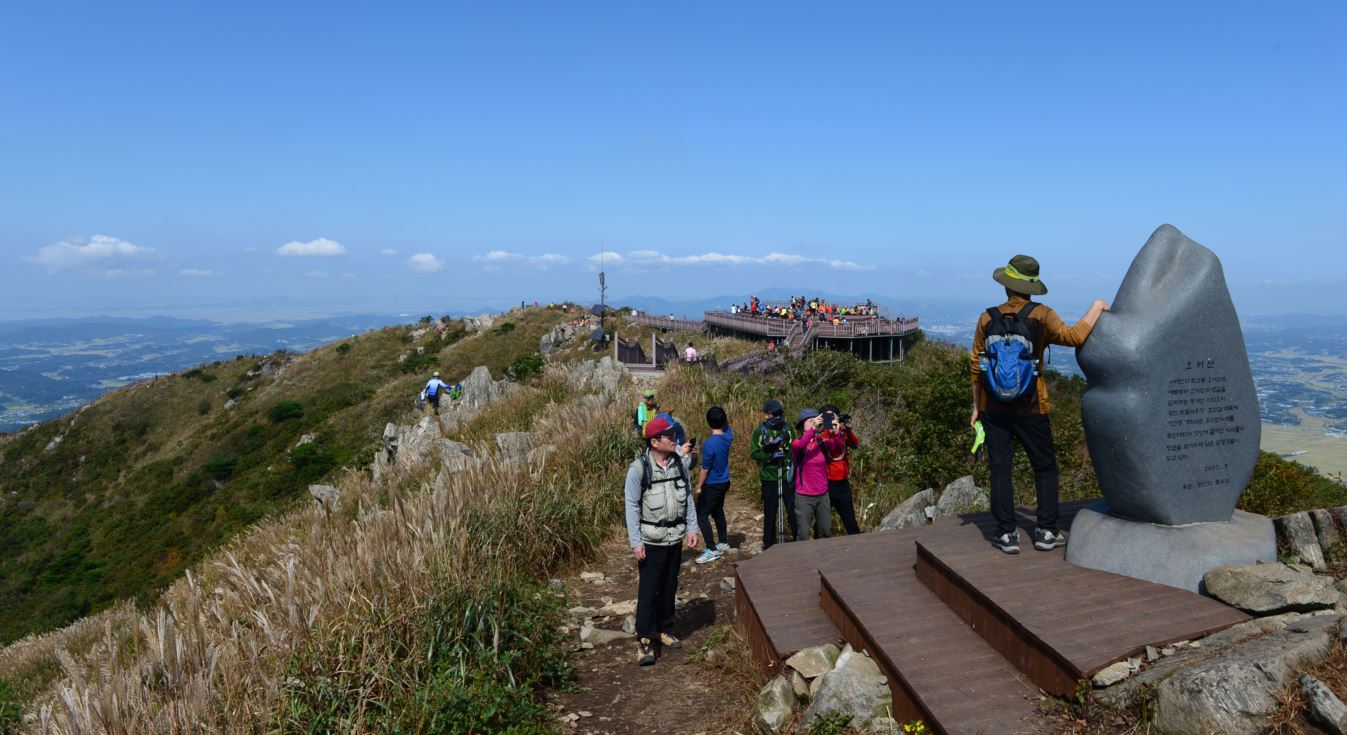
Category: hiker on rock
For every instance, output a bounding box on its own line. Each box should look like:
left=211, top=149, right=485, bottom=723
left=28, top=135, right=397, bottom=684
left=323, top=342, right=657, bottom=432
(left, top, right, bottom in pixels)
left=423, top=371, right=452, bottom=415
left=792, top=408, right=843, bottom=541
left=694, top=406, right=734, bottom=564
left=750, top=399, right=797, bottom=549
left=971, top=254, right=1109, bottom=554
left=819, top=404, right=862, bottom=535
left=624, top=415, right=699, bottom=666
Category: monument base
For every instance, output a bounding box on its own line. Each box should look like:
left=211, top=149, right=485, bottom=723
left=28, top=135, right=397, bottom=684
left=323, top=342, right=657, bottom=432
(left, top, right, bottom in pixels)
left=1065, top=502, right=1276, bottom=593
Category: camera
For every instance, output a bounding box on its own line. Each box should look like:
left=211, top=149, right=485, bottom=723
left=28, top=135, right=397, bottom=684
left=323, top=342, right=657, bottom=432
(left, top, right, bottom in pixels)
left=688, top=436, right=697, bottom=448
left=821, top=411, right=836, bottom=430
left=839, top=413, right=851, bottom=424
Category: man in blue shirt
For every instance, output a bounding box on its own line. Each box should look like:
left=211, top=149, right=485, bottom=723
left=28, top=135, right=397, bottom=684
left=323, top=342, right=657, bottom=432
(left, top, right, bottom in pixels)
left=694, top=406, right=734, bottom=564
left=423, top=371, right=452, bottom=415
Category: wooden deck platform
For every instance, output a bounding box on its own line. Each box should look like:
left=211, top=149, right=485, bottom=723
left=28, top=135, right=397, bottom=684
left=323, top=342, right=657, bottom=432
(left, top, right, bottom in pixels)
left=734, top=500, right=1250, bottom=734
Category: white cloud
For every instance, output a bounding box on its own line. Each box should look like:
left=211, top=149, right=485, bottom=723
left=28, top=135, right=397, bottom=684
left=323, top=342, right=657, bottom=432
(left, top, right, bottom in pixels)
left=380, top=248, right=399, bottom=256
left=179, top=268, right=217, bottom=277
left=305, top=270, right=330, bottom=278
left=471, top=250, right=572, bottom=270
left=276, top=237, right=347, bottom=257
left=24, top=235, right=159, bottom=274
left=585, top=249, right=874, bottom=271
left=409, top=253, right=445, bottom=273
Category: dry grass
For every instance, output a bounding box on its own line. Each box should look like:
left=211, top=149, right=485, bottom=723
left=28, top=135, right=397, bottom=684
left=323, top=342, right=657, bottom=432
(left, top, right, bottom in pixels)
left=1269, top=635, right=1347, bottom=735
left=0, top=362, right=637, bottom=733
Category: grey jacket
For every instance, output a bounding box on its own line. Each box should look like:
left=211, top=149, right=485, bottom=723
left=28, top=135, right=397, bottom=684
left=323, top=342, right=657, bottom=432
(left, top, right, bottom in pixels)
left=624, top=450, right=700, bottom=548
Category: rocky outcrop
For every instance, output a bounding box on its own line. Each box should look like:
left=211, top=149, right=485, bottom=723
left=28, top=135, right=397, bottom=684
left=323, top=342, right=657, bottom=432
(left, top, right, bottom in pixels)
left=1303, top=675, right=1347, bottom=735
left=799, top=648, right=892, bottom=732
left=540, top=323, right=578, bottom=355
left=1151, top=613, right=1338, bottom=735
left=308, top=484, right=340, bottom=513
left=1275, top=512, right=1326, bottom=569
left=878, top=489, right=935, bottom=530
left=934, top=476, right=989, bottom=516
left=566, top=357, right=628, bottom=396
left=1203, top=563, right=1338, bottom=615
left=462, top=314, right=497, bottom=333
left=494, top=432, right=536, bottom=460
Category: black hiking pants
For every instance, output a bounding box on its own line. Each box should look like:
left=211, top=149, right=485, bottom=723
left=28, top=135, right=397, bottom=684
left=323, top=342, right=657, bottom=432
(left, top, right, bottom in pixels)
left=635, top=542, right=683, bottom=641
left=984, top=412, right=1059, bottom=536
left=696, top=482, right=730, bottom=549
left=828, top=478, right=861, bottom=535
left=427, top=393, right=441, bottom=415
left=760, top=477, right=798, bottom=549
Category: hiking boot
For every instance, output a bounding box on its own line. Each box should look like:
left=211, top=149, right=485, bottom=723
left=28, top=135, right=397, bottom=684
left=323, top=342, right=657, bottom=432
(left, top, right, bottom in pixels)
left=659, top=632, right=682, bottom=649
left=1033, top=527, right=1068, bottom=551
left=992, top=530, right=1020, bottom=555
left=695, top=549, right=721, bottom=564
left=715, top=542, right=731, bottom=552
left=637, top=638, right=656, bottom=666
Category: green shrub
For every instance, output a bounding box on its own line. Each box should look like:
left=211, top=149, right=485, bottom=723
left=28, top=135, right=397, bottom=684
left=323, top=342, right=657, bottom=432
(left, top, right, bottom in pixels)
left=808, top=711, right=854, bottom=735
left=196, top=400, right=211, bottom=415
left=336, top=342, right=352, bottom=354
left=182, top=368, right=217, bottom=383
left=203, top=455, right=237, bottom=480
left=289, top=443, right=338, bottom=481
left=505, top=353, right=545, bottom=382
left=268, top=400, right=304, bottom=423
left=0, top=678, right=21, bottom=735
left=1239, top=451, right=1347, bottom=517
left=226, top=386, right=245, bottom=400
left=492, top=321, right=517, bottom=335
left=399, top=353, right=438, bottom=375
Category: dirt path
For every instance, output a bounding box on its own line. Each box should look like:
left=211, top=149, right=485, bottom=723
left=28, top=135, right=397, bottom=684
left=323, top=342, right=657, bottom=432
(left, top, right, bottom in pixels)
left=546, top=482, right=766, bottom=735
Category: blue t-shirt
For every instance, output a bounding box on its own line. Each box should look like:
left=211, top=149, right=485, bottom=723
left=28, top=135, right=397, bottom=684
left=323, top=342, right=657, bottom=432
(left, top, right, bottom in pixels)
left=701, top=427, right=734, bottom=485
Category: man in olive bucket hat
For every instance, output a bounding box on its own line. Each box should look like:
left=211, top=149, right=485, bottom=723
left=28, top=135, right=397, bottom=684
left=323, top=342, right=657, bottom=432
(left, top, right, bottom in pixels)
left=971, top=255, right=1110, bottom=554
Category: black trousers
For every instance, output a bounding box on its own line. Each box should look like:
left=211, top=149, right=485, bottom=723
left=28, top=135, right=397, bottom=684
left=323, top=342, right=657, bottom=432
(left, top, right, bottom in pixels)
left=696, top=482, right=730, bottom=548
left=760, top=477, right=798, bottom=549
left=635, top=542, right=683, bottom=641
left=427, top=393, right=441, bottom=414
left=983, top=412, right=1059, bottom=536
left=828, top=478, right=861, bottom=535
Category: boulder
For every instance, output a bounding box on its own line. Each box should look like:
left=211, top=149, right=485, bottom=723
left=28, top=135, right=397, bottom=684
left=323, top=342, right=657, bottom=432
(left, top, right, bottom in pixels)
left=296, top=433, right=316, bottom=446
left=1203, top=563, right=1338, bottom=614
left=1275, top=512, right=1327, bottom=569
left=308, top=484, right=340, bottom=513
left=752, top=676, right=796, bottom=735
left=495, top=432, right=537, bottom=459
left=439, top=440, right=479, bottom=472
left=800, top=650, right=892, bottom=732
left=934, top=476, right=989, bottom=516
left=223, top=399, right=236, bottom=410
left=878, top=489, right=936, bottom=530
left=1302, top=675, right=1347, bottom=735
left=790, top=671, right=810, bottom=703
left=1312, top=508, right=1341, bottom=556
left=1152, top=614, right=1338, bottom=734
left=784, top=643, right=841, bottom=679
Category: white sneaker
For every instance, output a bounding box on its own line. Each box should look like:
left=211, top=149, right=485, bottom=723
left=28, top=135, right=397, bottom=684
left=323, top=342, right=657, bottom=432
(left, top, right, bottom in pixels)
left=695, top=549, right=721, bottom=564
left=715, top=542, right=730, bottom=552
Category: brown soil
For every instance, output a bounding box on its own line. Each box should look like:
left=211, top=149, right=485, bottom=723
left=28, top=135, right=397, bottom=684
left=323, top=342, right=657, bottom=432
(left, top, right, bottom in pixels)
left=546, top=486, right=764, bottom=735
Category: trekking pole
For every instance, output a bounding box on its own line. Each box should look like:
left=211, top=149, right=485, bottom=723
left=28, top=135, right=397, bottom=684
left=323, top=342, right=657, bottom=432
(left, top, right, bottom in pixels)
left=776, top=475, right=786, bottom=543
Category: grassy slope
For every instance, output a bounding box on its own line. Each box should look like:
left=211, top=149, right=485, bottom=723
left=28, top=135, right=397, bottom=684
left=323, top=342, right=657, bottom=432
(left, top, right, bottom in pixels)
left=0, top=307, right=567, bottom=645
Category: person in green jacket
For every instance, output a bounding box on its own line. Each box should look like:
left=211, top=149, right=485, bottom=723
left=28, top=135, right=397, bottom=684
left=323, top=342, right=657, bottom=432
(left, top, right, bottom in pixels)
left=750, top=398, right=797, bottom=549
left=635, top=389, right=658, bottom=434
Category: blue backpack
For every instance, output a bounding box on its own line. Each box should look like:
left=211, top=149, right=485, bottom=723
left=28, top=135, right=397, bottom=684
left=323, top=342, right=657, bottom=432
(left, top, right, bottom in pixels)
left=980, top=303, right=1040, bottom=401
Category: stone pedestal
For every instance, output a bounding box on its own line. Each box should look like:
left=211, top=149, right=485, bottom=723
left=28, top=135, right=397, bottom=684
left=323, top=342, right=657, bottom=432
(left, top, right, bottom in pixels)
left=1066, top=502, right=1276, bottom=593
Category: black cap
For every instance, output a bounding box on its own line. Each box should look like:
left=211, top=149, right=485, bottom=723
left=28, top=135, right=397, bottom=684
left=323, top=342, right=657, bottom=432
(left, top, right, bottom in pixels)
left=763, top=398, right=783, bottom=415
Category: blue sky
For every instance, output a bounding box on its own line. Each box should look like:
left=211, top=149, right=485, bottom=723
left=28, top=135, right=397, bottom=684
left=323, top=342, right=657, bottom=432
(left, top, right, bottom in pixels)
left=1, top=1, right=1343, bottom=319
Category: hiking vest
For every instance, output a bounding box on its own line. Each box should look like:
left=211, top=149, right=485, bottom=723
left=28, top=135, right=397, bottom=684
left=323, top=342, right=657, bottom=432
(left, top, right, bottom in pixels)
left=632, top=451, right=692, bottom=546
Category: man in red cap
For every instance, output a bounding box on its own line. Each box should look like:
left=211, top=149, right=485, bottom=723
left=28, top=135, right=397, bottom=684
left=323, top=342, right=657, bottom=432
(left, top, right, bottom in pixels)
left=624, top=415, right=699, bottom=665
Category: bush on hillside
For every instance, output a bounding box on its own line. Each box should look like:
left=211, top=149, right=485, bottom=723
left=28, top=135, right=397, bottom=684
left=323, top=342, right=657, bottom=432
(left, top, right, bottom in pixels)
left=289, top=443, right=338, bottom=482
left=182, top=368, right=217, bottom=383
left=0, top=677, right=21, bottom=734
left=203, top=455, right=237, bottom=480
left=505, top=353, right=545, bottom=382
left=1240, top=451, right=1347, bottom=517
left=336, top=342, right=352, bottom=355
left=399, top=352, right=438, bottom=375
left=267, top=400, right=304, bottom=423
left=492, top=321, right=517, bottom=335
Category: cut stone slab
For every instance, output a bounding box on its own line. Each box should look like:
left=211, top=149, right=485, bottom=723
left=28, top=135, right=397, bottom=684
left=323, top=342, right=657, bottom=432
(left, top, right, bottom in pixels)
left=784, top=643, right=840, bottom=679
left=1276, top=512, right=1327, bottom=569
left=934, top=475, right=989, bottom=516
left=1303, top=674, right=1347, bottom=735
left=1066, top=502, right=1275, bottom=592
left=1203, top=563, right=1338, bottom=614
left=877, top=489, right=935, bottom=530
left=1077, top=224, right=1260, bottom=525
left=1152, top=614, right=1338, bottom=735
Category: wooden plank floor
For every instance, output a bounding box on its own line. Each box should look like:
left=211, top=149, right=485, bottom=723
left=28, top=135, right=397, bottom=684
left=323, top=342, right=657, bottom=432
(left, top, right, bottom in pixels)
left=818, top=532, right=1044, bottom=735
left=915, top=505, right=1250, bottom=693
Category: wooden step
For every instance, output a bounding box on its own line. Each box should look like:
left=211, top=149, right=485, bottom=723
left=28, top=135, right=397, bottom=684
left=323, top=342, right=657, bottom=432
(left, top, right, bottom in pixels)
left=817, top=532, right=1043, bottom=735
left=913, top=511, right=1250, bottom=695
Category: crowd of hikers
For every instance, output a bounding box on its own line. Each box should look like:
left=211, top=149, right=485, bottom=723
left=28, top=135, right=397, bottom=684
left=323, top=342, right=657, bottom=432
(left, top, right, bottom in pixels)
left=622, top=252, right=1112, bottom=666
left=730, top=295, right=879, bottom=320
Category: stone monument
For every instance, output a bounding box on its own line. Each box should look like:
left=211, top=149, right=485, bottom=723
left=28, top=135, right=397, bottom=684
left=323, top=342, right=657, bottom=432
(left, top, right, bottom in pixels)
left=1065, top=224, right=1276, bottom=592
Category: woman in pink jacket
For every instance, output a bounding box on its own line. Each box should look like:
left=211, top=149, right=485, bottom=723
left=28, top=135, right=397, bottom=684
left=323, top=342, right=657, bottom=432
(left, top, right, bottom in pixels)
left=792, top=408, right=844, bottom=540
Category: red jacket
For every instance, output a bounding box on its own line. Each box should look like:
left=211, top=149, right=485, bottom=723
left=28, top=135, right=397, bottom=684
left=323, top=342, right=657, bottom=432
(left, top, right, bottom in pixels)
left=822, top=427, right=860, bottom=481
